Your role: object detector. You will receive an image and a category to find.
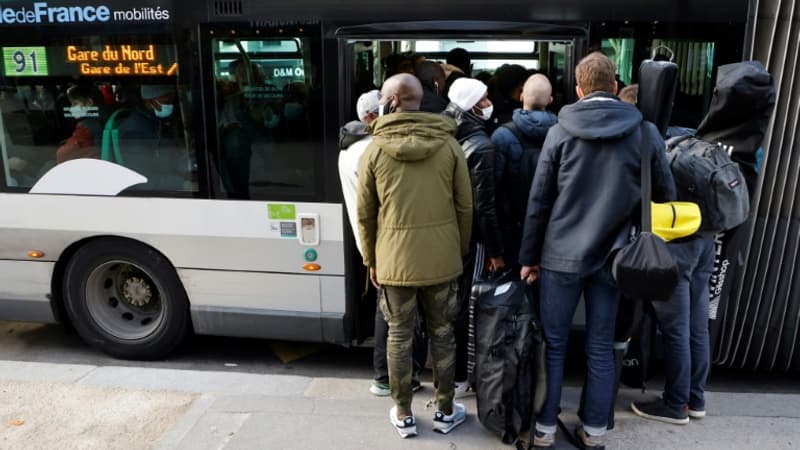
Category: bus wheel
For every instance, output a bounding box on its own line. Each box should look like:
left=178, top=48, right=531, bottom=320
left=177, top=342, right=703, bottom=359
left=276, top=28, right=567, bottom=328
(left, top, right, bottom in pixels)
left=63, top=238, right=190, bottom=360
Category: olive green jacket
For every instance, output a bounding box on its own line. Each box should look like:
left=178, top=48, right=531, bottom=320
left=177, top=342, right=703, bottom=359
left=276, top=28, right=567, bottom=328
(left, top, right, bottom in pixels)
left=357, top=112, right=473, bottom=287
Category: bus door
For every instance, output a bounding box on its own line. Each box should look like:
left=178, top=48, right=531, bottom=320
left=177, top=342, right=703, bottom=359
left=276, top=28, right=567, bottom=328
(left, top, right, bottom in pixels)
left=335, top=22, right=587, bottom=341
left=197, top=23, right=349, bottom=343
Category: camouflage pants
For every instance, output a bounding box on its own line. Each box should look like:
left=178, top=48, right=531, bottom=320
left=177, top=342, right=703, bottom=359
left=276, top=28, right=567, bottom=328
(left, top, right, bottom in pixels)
left=380, top=280, right=459, bottom=416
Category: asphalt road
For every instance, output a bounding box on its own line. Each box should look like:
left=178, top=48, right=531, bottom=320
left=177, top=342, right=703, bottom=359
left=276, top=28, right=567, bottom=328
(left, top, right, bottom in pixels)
left=1, top=320, right=797, bottom=394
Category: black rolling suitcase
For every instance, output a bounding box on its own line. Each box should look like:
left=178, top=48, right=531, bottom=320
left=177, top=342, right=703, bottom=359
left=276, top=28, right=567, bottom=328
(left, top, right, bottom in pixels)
left=471, top=271, right=546, bottom=446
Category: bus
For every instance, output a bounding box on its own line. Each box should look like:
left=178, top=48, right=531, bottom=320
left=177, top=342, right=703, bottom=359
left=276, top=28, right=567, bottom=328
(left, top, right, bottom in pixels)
left=0, top=0, right=774, bottom=361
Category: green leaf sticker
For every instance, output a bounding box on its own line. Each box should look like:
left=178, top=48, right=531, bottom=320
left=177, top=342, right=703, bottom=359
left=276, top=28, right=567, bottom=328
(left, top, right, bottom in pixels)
left=268, top=203, right=296, bottom=220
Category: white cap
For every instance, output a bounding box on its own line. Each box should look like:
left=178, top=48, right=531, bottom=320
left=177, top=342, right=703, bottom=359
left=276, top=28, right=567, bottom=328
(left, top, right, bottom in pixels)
left=356, top=89, right=381, bottom=122
left=448, top=78, right=487, bottom=112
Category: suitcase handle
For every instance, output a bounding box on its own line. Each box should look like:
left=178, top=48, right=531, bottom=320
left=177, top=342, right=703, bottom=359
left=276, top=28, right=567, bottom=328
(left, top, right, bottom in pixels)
left=651, top=44, right=674, bottom=62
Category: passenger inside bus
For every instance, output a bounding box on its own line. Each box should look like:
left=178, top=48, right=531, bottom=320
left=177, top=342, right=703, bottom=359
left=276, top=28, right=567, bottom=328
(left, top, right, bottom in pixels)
left=56, top=84, right=106, bottom=164
left=218, top=58, right=276, bottom=199
left=107, top=84, right=191, bottom=191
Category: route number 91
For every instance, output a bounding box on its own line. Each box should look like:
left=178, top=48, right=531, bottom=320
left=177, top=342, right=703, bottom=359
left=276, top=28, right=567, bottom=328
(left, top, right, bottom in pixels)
left=3, top=47, right=48, bottom=76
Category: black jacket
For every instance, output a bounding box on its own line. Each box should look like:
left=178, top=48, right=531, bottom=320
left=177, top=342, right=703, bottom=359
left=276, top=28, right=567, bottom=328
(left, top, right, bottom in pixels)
left=443, top=102, right=504, bottom=257
left=420, top=88, right=448, bottom=113
left=519, top=93, right=676, bottom=274
left=491, top=108, right=558, bottom=267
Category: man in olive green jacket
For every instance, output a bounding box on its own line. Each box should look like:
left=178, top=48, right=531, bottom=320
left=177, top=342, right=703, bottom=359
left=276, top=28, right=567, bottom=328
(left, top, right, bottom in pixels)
left=357, top=73, right=473, bottom=438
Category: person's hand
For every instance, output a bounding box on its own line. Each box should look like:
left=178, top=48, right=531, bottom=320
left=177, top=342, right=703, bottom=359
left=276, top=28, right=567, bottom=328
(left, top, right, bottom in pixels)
left=369, top=267, right=380, bottom=289
left=487, top=256, right=506, bottom=272
left=520, top=265, right=541, bottom=284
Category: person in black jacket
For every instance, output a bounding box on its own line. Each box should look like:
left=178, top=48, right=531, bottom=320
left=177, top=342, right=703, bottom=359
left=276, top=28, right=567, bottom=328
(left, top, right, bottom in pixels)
left=487, top=63, right=528, bottom=132
left=491, top=73, right=558, bottom=271
left=519, top=52, right=675, bottom=449
left=443, top=77, right=505, bottom=395
left=415, top=60, right=448, bottom=113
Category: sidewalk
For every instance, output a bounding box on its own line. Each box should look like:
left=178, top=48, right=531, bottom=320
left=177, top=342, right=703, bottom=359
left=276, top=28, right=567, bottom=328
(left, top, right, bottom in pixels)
left=0, top=361, right=797, bottom=450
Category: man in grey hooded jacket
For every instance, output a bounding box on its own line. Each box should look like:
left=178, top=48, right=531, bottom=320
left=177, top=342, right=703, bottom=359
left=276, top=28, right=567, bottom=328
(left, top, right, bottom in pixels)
left=519, top=52, right=675, bottom=449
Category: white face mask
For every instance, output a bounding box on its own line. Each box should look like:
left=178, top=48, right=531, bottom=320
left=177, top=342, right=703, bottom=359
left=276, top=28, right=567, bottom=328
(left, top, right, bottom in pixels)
left=153, top=101, right=174, bottom=119
left=479, top=104, right=494, bottom=121
left=67, top=105, right=90, bottom=119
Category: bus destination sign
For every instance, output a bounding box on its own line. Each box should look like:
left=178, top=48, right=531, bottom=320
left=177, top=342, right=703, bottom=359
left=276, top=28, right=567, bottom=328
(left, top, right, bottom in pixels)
left=2, top=43, right=177, bottom=77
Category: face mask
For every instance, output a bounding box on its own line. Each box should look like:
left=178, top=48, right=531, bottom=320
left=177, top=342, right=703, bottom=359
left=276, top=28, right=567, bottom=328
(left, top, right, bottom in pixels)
left=67, top=105, right=89, bottom=119
left=153, top=101, right=174, bottom=119
left=479, top=104, right=494, bottom=121
left=379, top=101, right=395, bottom=117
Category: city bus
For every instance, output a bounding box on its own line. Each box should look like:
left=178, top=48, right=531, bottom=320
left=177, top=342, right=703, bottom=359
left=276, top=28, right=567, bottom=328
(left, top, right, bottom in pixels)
left=0, top=0, right=764, bottom=360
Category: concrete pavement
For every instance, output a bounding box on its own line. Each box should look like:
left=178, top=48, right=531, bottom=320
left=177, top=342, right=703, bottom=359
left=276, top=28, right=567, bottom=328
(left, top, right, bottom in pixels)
left=0, top=360, right=798, bottom=449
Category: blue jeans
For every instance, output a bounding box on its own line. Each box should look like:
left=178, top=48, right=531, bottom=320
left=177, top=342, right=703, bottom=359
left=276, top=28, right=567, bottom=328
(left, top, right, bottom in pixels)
left=652, top=237, right=715, bottom=411
left=537, top=267, right=620, bottom=433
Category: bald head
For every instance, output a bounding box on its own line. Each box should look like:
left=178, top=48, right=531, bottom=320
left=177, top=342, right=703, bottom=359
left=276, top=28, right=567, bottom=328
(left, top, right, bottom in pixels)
left=380, top=73, right=423, bottom=112
left=521, top=74, right=553, bottom=110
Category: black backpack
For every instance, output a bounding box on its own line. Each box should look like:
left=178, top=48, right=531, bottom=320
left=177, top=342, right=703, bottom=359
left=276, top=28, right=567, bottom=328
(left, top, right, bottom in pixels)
left=472, top=271, right=545, bottom=445
left=666, top=135, right=750, bottom=232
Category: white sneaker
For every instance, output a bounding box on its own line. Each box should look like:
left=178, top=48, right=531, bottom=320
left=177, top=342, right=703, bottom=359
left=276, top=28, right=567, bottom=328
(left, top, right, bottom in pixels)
left=389, top=406, right=417, bottom=438
left=688, top=408, right=706, bottom=419
left=453, top=381, right=474, bottom=399
left=369, top=381, right=391, bottom=397
left=433, top=402, right=466, bottom=434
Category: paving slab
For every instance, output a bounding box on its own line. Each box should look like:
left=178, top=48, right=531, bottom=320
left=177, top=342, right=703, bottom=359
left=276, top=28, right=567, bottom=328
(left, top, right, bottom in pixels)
left=0, top=380, right=194, bottom=450
left=0, top=361, right=96, bottom=384
left=78, top=366, right=312, bottom=396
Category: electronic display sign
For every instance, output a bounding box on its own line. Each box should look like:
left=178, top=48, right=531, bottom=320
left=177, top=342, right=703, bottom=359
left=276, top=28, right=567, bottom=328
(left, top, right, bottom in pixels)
left=2, top=43, right=177, bottom=76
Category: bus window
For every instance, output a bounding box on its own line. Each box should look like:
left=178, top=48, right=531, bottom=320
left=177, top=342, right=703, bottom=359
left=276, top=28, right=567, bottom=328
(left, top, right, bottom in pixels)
left=211, top=37, right=319, bottom=200
left=0, top=39, right=196, bottom=194
left=653, top=39, right=716, bottom=126
left=603, top=38, right=635, bottom=85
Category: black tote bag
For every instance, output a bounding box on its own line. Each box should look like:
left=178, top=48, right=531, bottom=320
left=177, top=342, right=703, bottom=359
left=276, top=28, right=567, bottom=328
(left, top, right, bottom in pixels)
left=612, top=127, right=679, bottom=302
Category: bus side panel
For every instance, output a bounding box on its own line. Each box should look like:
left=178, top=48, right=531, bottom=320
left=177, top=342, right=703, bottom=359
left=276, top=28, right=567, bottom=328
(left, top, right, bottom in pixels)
left=0, top=195, right=350, bottom=343
left=0, top=260, right=56, bottom=323
left=178, top=269, right=323, bottom=313
left=0, top=195, right=345, bottom=275
left=183, top=268, right=346, bottom=342
left=320, top=276, right=346, bottom=314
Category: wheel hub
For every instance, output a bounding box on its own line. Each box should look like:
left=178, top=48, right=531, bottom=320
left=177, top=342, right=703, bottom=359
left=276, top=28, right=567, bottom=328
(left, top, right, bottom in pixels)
left=122, top=277, right=152, bottom=307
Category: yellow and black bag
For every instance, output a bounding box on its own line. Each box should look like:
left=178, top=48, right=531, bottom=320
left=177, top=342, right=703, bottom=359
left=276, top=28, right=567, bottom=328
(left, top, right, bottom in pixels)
left=651, top=201, right=702, bottom=242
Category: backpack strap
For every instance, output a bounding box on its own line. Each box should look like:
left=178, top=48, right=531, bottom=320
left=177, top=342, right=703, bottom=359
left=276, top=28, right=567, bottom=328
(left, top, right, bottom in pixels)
left=501, top=121, right=536, bottom=149
left=101, top=108, right=130, bottom=165
left=665, top=133, right=693, bottom=150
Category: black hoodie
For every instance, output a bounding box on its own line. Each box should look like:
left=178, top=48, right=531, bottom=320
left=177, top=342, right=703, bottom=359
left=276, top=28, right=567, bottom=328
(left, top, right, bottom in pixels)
left=696, top=61, right=776, bottom=190
left=519, top=92, right=676, bottom=274
left=338, top=120, right=369, bottom=150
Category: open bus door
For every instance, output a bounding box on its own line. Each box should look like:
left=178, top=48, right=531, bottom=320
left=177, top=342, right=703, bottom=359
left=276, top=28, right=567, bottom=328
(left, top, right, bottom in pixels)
left=335, top=22, right=588, bottom=343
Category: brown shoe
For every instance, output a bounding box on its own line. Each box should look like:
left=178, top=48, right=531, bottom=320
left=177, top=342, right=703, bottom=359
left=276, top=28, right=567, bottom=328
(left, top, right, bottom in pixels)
left=574, top=425, right=605, bottom=450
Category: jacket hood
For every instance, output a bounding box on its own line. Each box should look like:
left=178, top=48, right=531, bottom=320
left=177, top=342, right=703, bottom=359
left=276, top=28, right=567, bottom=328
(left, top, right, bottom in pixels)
left=443, top=102, right=486, bottom=142
left=696, top=61, right=776, bottom=153
left=338, top=120, right=369, bottom=150
left=512, top=108, right=558, bottom=142
left=558, top=92, right=642, bottom=140
left=370, top=112, right=458, bottom=161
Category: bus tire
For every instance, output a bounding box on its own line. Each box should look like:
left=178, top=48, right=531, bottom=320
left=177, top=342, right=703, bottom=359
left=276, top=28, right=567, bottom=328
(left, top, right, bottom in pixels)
left=62, top=237, right=190, bottom=360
